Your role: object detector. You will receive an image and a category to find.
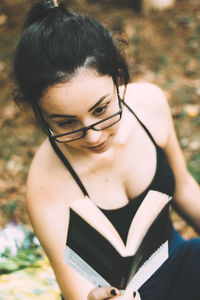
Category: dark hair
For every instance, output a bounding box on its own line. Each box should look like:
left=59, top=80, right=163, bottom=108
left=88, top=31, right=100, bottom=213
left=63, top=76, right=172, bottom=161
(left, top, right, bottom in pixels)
left=13, top=0, right=129, bottom=108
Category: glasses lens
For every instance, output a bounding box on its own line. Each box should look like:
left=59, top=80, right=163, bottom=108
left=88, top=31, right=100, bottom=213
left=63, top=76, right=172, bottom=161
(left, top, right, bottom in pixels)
left=94, top=113, right=121, bottom=130
left=55, top=131, right=84, bottom=142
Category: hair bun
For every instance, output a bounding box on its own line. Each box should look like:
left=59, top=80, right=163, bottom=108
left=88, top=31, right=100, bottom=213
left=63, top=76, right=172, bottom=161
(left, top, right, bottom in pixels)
left=45, top=0, right=59, bottom=9
left=23, top=0, right=68, bottom=29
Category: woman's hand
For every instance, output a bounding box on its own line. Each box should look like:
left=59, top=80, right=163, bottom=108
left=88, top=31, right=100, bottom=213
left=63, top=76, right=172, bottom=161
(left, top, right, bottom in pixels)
left=87, top=287, right=141, bottom=300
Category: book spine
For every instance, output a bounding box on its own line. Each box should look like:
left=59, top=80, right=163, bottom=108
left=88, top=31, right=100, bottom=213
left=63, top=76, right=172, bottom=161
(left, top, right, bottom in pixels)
left=117, top=256, right=134, bottom=290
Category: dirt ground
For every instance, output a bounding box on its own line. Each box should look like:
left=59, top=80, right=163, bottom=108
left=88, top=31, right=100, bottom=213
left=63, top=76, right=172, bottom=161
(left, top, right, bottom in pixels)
left=0, top=0, right=200, bottom=239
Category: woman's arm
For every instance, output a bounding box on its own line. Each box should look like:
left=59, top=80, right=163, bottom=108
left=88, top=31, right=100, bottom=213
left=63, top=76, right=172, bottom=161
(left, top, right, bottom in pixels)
left=25, top=142, right=95, bottom=299
left=146, top=82, right=200, bottom=233
left=163, top=107, right=200, bottom=233
left=26, top=184, right=92, bottom=299
left=127, top=82, right=200, bottom=233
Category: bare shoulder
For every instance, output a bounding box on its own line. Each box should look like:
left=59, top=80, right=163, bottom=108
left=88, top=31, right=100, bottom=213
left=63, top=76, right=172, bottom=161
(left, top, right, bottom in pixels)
left=26, top=136, right=83, bottom=227
left=27, top=138, right=81, bottom=206
left=126, top=82, right=165, bottom=102
left=123, top=82, right=172, bottom=147
left=26, top=138, right=70, bottom=249
left=125, top=82, right=170, bottom=118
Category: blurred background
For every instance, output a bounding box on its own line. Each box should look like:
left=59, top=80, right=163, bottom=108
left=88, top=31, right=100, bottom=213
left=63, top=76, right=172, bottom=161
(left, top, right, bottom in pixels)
left=0, top=0, right=200, bottom=298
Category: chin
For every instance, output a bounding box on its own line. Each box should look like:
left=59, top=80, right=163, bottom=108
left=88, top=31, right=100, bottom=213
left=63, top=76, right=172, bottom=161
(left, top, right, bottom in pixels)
left=86, top=134, right=116, bottom=154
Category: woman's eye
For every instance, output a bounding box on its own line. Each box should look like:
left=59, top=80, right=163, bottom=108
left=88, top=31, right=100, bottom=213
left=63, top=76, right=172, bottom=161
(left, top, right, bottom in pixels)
left=57, top=119, right=77, bottom=127
left=94, top=103, right=109, bottom=116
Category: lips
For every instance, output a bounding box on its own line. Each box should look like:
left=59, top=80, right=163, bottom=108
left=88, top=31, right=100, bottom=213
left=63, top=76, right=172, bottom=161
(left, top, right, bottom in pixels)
left=86, top=139, right=109, bottom=152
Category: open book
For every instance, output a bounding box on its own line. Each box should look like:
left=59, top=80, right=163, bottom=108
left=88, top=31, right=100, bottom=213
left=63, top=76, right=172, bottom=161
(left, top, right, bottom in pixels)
left=63, top=190, right=172, bottom=291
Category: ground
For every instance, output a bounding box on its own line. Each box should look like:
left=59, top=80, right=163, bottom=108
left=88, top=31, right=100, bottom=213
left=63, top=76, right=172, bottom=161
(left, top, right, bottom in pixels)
left=0, top=0, right=200, bottom=298
left=0, top=0, right=200, bottom=243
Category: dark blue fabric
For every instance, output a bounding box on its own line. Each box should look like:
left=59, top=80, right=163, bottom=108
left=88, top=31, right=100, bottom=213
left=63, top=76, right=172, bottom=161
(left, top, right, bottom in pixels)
left=138, top=228, right=200, bottom=300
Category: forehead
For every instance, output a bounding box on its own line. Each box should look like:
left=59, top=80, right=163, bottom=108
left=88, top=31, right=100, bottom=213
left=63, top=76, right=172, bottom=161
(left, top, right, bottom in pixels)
left=40, top=69, right=114, bottom=116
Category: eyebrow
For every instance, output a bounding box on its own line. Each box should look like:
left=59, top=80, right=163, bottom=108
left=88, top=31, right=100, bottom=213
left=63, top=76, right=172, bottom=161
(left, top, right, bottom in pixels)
left=88, top=94, right=110, bottom=112
left=48, top=93, right=110, bottom=118
left=49, top=113, right=76, bottom=119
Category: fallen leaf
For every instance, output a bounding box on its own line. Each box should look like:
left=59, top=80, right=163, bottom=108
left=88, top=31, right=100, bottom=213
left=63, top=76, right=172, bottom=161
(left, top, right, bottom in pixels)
left=183, top=104, right=200, bottom=118
left=0, top=14, right=7, bottom=25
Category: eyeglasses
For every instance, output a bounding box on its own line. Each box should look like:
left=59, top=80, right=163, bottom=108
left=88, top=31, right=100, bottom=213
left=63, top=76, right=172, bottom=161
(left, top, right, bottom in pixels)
left=37, top=86, right=122, bottom=143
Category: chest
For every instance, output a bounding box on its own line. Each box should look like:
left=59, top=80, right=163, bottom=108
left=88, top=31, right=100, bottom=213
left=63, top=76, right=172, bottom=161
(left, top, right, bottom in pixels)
left=81, top=123, right=157, bottom=210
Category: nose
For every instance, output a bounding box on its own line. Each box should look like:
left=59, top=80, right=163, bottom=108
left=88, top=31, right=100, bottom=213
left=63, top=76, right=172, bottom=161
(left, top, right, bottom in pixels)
left=84, top=128, right=102, bottom=144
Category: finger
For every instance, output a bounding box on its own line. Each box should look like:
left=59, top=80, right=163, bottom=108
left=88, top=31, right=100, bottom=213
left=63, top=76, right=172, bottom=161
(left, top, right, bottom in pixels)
left=88, top=286, right=120, bottom=300
left=133, top=290, right=141, bottom=300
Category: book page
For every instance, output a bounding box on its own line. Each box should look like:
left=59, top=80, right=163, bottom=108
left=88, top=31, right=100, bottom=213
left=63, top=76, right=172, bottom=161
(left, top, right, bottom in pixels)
left=69, top=196, right=126, bottom=255
left=126, top=190, right=171, bottom=255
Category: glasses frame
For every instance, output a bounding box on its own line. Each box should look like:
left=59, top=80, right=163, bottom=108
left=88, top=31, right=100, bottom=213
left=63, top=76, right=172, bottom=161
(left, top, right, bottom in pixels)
left=36, top=85, right=122, bottom=143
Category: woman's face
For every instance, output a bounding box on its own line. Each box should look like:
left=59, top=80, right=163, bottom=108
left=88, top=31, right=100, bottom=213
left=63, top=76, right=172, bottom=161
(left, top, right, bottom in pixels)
left=40, top=69, right=121, bottom=154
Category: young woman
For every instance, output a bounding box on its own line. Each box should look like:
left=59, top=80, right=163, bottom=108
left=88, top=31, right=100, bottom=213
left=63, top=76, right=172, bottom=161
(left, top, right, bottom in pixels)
left=13, top=0, right=200, bottom=299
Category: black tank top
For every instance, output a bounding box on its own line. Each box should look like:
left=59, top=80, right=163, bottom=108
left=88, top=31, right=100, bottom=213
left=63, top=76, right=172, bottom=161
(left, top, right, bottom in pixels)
left=49, top=102, right=175, bottom=244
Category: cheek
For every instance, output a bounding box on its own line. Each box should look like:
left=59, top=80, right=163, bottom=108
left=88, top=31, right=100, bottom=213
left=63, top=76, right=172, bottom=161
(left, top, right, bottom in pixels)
left=65, top=139, right=82, bottom=148
left=110, top=122, right=120, bottom=135
left=101, top=125, right=119, bottom=144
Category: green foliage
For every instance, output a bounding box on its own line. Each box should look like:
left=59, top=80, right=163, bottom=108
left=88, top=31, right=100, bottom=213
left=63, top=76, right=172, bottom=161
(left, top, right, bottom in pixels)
left=188, top=153, right=200, bottom=183
left=192, top=116, right=200, bottom=126
left=1, top=200, right=18, bottom=213
left=0, top=248, right=43, bottom=274
left=180, top=15, right=195, bottom=24
left=111, top=16, right=125, bottom=33
left=131, top=25, right=142, bottom=45
left=173, top=86, right=196, bottom=104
